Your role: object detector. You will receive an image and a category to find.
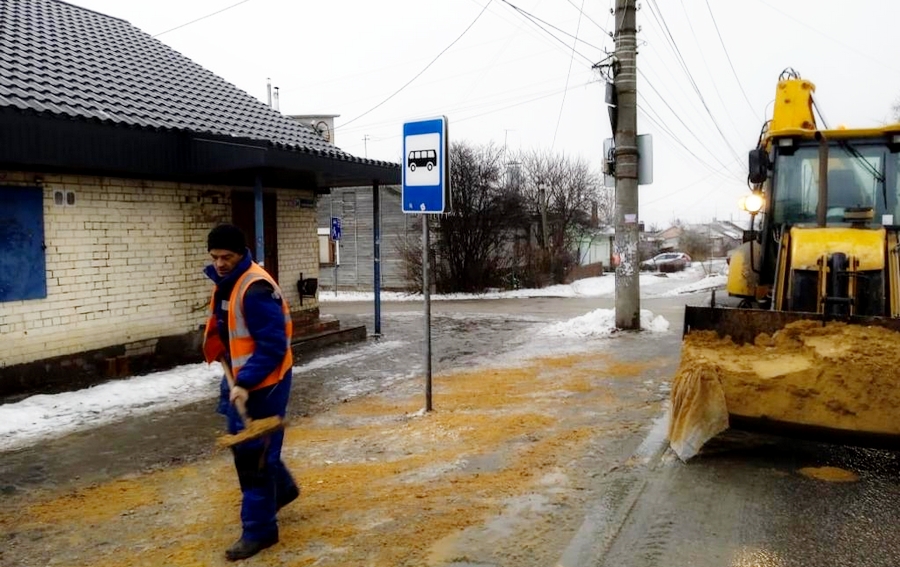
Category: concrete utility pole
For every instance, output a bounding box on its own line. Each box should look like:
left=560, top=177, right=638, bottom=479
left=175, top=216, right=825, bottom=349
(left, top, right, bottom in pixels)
left=613, top=0, right=640, bottom=330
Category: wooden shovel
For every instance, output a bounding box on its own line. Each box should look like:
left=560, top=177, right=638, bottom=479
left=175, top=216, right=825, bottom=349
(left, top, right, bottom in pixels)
left=217, top=359, right=284, bottom=449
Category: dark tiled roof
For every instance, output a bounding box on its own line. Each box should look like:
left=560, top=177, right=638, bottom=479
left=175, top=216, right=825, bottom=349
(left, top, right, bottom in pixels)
left=0, top=0, right=395, bottom=168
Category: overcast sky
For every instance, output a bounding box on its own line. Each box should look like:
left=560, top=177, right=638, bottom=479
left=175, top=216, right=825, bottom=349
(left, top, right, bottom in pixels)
left=67, top=0, right=900, bottom=227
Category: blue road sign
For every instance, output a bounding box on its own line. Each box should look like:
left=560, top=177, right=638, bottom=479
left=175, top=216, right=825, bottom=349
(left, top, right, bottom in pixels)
left=330, top=217, right=342, bottom=241
left=402, top=116, right=451, bottom=214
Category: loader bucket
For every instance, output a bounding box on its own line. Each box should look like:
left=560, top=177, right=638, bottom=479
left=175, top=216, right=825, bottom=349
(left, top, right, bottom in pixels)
left=668, top=306, right=900, bottom=460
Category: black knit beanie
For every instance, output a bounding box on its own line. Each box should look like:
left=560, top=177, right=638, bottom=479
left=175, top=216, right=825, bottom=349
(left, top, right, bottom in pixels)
left=207, top=224, right=247, bottom=254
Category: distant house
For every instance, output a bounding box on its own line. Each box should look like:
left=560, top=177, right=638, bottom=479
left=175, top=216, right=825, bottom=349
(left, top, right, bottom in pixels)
left=645, top=220, right=746, bottom=259
left=575, top=227, right=615, bottom=270
left=656, top=225, right=684, bottom=252
left=701, top=221, right=745, bottom=256
left=316, top=185, right=414, bottom=291
left=0, top=0, right=399, bottom=396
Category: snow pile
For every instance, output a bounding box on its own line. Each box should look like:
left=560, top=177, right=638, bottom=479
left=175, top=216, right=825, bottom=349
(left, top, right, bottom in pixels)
left=0, top=363, right=222, bottom=452
left=540, top=309, right=670, bottom=338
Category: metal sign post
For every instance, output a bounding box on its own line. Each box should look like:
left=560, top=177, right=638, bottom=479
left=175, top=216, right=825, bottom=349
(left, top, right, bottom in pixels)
left=422, top=215, right=432, bottom=411
left=402, top=116, right=450, bottom=412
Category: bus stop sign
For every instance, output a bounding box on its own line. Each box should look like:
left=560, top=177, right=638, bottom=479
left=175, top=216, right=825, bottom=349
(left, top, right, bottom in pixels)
left=330, top=217, right=342, bottom=241
left=402, top=116, right=451, bottom=214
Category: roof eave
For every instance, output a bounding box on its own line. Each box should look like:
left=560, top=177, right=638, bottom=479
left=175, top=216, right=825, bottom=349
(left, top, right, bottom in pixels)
left=0, top=109, right=401, bottom=190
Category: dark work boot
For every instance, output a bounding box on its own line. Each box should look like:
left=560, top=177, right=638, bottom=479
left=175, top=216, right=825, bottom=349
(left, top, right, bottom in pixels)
left=225, top=535, right=278, bottom=561
left=277, top=483, right=300, bottom=511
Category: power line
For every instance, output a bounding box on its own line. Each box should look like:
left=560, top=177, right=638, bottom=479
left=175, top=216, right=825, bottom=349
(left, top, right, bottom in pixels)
left=637, top=99, right=741, bottom=184
left=675, top=0, right=745, bottom=143
left=437, top=79, right=595, bottom=124
left=337, top=0, right=493, bottom=130
left=754, top=0, right=900, bottom=75
left=458, top=2, right=531, bottom=103
left=641, top=154, right=741, bottom=205
left=338, top=80, right=597, bottom=154
left=498, top=0, right=600, bottom=62
left=336, top=67, right=596, bottom=137
left=681, top=174, right=742, bottom=212
left=644, top=0, right=743, bottom=163
left=703, top=0, right=759, bottom=121
left=646, top=0, right=741, bottom=160
left=461, top=0, right=577, bottom=58
left=551, top=0, right=587, bottom=149
left=562, top=0, right=610, bottom=37
left=153, top=0, right=255, bottom=38
left=325, top=45, right=586, bottom=117
left=637, top=68, right=739, bottom=173
left=338, top=0, right=600, bottom=137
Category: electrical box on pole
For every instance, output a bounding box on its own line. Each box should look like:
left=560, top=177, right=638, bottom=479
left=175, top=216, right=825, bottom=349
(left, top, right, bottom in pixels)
left=604, top=135, right=653, bottom=186
left=605, top=81, right=618, bottom=133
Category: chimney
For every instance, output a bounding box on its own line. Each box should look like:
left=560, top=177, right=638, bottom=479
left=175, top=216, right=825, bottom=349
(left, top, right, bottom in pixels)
left=273, top=87, right=280, bottom=112
left=267, top=78, right=272, bottom=107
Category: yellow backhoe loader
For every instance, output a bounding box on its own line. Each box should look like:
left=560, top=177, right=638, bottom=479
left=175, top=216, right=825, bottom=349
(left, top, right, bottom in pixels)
left=669, top=69, right=900, bottom=460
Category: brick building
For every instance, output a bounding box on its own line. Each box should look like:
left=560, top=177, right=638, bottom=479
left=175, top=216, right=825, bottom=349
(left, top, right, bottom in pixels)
left=0, top=0, right=399, bottom=396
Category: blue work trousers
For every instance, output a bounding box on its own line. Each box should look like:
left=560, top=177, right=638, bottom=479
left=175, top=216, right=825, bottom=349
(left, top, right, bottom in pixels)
left=218, top=372, right=297, bottom=542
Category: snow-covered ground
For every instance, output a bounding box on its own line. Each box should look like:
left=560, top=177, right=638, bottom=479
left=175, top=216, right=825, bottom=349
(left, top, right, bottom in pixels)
left=319, top=261, right=728, bottom=303
left=0, top=263, right=725, bottom=452
left=0, top=340, right=406, bottom=452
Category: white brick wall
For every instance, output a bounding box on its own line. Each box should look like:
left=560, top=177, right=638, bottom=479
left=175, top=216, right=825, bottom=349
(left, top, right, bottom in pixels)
left=277, top=192, right=320, bottom=309
left=0, top=171, right=319, bottom=368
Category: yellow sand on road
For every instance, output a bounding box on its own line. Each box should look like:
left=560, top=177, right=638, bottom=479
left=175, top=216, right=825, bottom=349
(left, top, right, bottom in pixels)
left=798, top=466, right=859, bottom=482
left=669, top=321, right=900, bottom=460
left=0, top=352, right=666, bottom=567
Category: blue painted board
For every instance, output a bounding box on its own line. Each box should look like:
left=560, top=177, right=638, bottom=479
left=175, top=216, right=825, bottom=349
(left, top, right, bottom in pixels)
left=0, top=186, right=47, bottom=302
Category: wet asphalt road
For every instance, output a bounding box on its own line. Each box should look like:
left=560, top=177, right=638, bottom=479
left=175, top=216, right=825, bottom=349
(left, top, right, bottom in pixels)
left=4, top=284, right=900, bottom=567
left=590, top=433, right=900, bottom=567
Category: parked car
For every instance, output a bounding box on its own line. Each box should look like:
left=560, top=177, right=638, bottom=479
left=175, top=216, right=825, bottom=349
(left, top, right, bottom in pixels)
left=641, top=252, right=691, bottom=273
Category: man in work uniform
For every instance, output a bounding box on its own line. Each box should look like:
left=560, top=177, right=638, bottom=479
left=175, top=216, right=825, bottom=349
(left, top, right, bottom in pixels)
left=202, top=223, right=300, bottom=561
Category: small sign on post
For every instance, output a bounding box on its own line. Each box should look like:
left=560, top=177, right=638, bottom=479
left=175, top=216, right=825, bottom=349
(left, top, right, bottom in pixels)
left=330, top=217, right=341, bottom=295
left=402, top=116, right=451, bottom=214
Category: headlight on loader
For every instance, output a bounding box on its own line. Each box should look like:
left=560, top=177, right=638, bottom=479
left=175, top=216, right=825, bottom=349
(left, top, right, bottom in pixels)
left=739, top=192, right=765, bottom=214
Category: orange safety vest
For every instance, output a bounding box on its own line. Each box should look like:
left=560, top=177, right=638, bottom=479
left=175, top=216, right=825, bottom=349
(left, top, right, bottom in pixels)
left=203, top=263, right=293, bottom=391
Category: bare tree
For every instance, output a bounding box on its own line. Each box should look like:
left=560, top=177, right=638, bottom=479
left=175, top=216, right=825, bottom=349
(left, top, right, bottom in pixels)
left=432, top=142, right=519, bottom=293
left=516, top=149, right=602, bottom=282
left=393, top=223, right=424, bottom=294
left=593, top=183, right=615, bottom=227
left=400, top=143, right=607, bottom=291
left=678, top=227, right=711, bottom=261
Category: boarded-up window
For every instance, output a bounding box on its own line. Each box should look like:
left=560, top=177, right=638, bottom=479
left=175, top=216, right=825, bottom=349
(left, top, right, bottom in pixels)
left=0, top=186, right=47, bottom=302
left=317, top=228, right=339, bottom=265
